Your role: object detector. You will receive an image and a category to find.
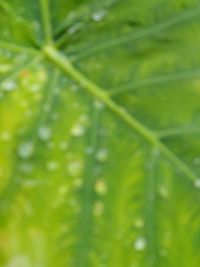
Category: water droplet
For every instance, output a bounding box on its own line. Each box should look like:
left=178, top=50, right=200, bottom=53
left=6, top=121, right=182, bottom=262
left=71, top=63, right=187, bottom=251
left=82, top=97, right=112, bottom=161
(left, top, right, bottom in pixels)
left=71, top=123, right=86, bottom=138
left=7, top=255, right=30, bottom=267
left=17, top=142, right=34, bottom=159
left=67, top=160, right=82, bottom=177
left=93, top=100, right=105, bottom=110
left=134, top=218, right=144, bottom=228
left=134, top=237, right=147, bottom=251
left=194, top=179, right=200, bottom=188
left=37, top=126, right=52, bottom=142
left=1, top=131, right=11, bottom=141
left=91, top=10, right=107, bottom=22
left=0, top=63, right=11, bottom=74
left=58, top=185, right=68, bottom=195
left=96, top=148, right=108, bottom=163
left=95, top=179, right=107, bottom=196
left=2, top=79, right=17, bottom=92
left=68, top=22, right=83, bottom=35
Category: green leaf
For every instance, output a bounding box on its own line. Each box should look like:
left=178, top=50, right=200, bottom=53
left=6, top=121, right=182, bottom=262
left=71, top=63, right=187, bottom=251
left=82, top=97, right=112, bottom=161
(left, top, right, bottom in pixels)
left=0, top=0, right=200, bottom=266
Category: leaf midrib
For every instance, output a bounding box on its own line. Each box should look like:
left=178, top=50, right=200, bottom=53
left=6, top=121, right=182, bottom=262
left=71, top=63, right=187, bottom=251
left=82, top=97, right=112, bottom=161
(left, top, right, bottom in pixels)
left=43, top=45, right=198, bottom=183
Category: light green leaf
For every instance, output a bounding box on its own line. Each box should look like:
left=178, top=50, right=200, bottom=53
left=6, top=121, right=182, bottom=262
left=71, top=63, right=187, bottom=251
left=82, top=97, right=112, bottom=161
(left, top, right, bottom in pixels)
left=0, top=1, right=200, bottom=267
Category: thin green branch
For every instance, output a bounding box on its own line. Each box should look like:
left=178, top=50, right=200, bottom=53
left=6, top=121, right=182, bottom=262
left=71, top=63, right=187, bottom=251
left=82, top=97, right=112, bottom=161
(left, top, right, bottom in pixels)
left=39, top=0, right=53, bottom=44
left=109, top=68, right=200, bottom=95
left=0, top=41, right=38, bottom=54
left=70, top=7, right=200, bottom=61
left=43, top=45, right=198, bottom=182
left=158, top=126, right=200, bottom=138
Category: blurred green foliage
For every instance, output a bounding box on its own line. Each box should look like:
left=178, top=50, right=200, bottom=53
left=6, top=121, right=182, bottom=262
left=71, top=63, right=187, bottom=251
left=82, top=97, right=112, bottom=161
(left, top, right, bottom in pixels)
left=0, top=0, right=200, bottom=266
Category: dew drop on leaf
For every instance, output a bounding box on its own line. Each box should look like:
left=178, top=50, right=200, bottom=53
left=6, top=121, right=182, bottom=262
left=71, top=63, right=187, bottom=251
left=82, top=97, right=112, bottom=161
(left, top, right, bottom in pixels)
left=96, top=148, right=108, bottom=163
left=0, top=131, right=11, bottom=142
left=67, top=160, right=82, bottom=177
left=2, top=79, right=17, bottom=92
left=58, top=185, right=68, bottom=195
left=0, top=63, right=11, bottom=74
left=17, top=142, right=34, bottom=159
left=194, top=179, right=200, bottom=188
left=91, top=10, right=107, bottom=22
left=68, top=22, right=83, bottom=35
left=93, top=100, right=105, bottom=110
left=95, top=179, right=107, bottom=196
left=134, top=237, right=147, bottom=251
left=7, top=255, right=30, bottom=267
left=134, top=218, right=144, bottom=228
left=71, top=123, right=86, bottom=137
left=37, top=126, right=52, bottom=142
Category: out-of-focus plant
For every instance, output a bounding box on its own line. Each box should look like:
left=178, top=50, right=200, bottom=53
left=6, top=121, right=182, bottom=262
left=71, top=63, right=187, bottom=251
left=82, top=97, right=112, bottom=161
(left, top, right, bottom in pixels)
left=0, top=0, right=200, bottom=266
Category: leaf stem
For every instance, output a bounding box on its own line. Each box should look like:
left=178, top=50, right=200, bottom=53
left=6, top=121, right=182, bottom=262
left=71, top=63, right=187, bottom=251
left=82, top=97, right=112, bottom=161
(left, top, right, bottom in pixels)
left=69, top=7, right=200, bottom=61
left=158, top=126, right=200, bottom=138
left=43, top=45, right=198, bottom=182
left=0, top=41, right=38, bottom=54
left=39, top=0, right=53, bottom=44
left=109, top=68, right=200, bottom=96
